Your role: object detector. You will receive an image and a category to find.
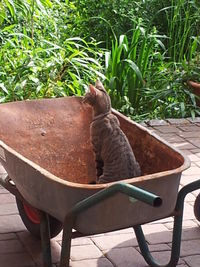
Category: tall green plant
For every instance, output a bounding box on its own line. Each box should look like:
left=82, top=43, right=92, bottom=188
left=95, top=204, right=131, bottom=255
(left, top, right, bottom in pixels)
left=160, top=0, right=199, bottom=62
left=104, top=22, right=166, bottom=114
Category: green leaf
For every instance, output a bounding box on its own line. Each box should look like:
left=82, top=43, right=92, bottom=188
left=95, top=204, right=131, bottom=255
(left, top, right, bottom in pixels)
left=36, top=85, right=43, bottom=94
left=105, top=51, right=111, bottom=70
left=2, top=24, right=16, bottom=32
left=180, top=102, right=186, bottom=117
left=0, top=83, right=8, bottom=94
left=0, top=97, right=6, bottom=103
left=4, top=0, right=16, bottom=18
left=123, top=59, right=144, bottom=84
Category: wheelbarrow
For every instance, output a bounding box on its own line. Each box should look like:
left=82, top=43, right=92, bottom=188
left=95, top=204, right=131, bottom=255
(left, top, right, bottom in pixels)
left=0, top=96, right=199, bottom=267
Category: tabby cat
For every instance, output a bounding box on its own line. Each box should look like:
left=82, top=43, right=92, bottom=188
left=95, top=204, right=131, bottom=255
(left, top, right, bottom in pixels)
left=83, top=80, right=141, bottom=183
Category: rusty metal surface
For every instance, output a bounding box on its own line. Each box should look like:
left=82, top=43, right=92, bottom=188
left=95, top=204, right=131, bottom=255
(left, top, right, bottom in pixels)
left=0, top=97, right=190, bottom=234
left=0, top=97, right=96, bottom=184
left=0, top=97, right=186, bottom=183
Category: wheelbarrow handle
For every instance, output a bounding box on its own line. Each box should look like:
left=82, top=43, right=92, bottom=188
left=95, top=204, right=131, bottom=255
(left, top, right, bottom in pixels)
left=70, top=182, right=162, bottom=217
left=59, top=182, right=162, bottom=267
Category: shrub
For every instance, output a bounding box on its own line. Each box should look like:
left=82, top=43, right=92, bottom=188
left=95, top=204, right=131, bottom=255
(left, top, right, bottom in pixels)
left=0, top=0, right=104, bottom=102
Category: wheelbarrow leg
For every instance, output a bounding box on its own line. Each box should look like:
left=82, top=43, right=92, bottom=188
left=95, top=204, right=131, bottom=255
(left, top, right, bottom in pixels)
left=40, top=212, right=53, bottom=267
left=134, top=179, right=200, bottom=267
left=134, top=201, right=183, bottom=267
left=59, top=216, right=74, bottom=267
left=134, top=216, right=182, bottom=267
left=134, top=201, right=184, bottom=267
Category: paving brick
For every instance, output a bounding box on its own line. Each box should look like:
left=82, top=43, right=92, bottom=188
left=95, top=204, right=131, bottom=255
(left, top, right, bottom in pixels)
left=0, top=187, right=10, bottom=194
left=182, top=152, right=200, bottom=162
left=181, top=150, right=194, bottom=156
left=178, top=125, right=200, bottom=132
left=71, top=237, right=93, bottom=246
left=191, top=189, right=200, bottom=198
left=187, top=117, right=200, bottom=123
left=159, top=134, right=185, bottom=143
left=146, top=119, right=168, bottom=126
left=178, top=131, right=200, bottom=138
left=91, top=233, right=138, bottom=251
left=70, top=258, right=114, bottom=267
left=182, top=167, right=200, bottom=176
left=52, top=230, right=63, bottom=243
left=180, top=239, right=200, bottom=256
left=0, top=215, right=26, bottom=233
left=150, top=251, right=185, bottom=265
left=70, top=244, right=102, bottom=261
left=167, top=118, right=190, bottom=125
left=150, top=216, right=174, bottom=224
left=0, top=233, right=17, bottom=240
left=183, top=203, right=196, bottom=221
left=181, top=225, right=200, bottom=241
left=0, top=239, right=24, bottom=253
left=148, top=243, right=171, bottom=252
left=0, top=164, right=6, bottom=174
left=17, top=231, right=43, bottom=265
left=141, top=224, right=172, bottom=244
left=18, top=231, right=61, bottom=265
left=0, top=252, right=35, bottom=267
left=172, top=142, right=197, bottom=150
left=164, top=220, right=198, bottom=231
left=184, top=255, right=200, bottom=267
left=180, top=175, right=200, bottom=186
left=194, top=161, right=200, bottom=168
left=185, top=192, right=196, bottom=202
left=153, top=125, right=181, bottom=133
left=106, top=247, right=147, bottom=267
left=190, top=149, right=200, bottom=157
left=104, top=227, right=134, bottom=235
left=0, top=193, right=15, bottom=204
left=0, top=203, right=18, bottom=215
left=187, top=138, right=200, bottom=148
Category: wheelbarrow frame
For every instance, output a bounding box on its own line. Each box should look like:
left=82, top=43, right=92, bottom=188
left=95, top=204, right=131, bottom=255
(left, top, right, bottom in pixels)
left=1, top=174, right=200, bottom=267
left=0, top=97, right=199, bottom=266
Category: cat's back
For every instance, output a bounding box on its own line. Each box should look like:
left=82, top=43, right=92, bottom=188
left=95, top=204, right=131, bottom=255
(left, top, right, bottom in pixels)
left=92, top=114, right=141, bottom=182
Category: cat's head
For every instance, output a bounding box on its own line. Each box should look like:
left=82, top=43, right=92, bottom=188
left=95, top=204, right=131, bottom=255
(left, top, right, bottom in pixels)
left=82, top=80, right=111, bottom=115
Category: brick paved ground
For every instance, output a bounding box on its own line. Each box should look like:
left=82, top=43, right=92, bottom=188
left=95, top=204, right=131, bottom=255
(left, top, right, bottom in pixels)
left=0, top=118, right=200, bottom=267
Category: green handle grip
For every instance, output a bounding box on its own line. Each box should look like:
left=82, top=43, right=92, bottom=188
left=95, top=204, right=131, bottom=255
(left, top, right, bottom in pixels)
left=71, top=182, right=162, bottom=216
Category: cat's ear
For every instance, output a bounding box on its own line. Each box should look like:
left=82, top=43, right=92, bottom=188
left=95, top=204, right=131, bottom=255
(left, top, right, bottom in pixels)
left=95, top=79, right=103, bottom=88
left=89, top=84, right=96, bottom=96
left=95, top=80, right=106, bottom=91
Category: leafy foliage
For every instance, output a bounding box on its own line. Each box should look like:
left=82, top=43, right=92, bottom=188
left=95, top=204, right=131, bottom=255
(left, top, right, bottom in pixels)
left=104, top=23, right=165, bottom=111
left=0, top=0, right=104, bottom=102
left=74, top=0, right=139, bottom=47
left=0, top=0, right=200, bottom=120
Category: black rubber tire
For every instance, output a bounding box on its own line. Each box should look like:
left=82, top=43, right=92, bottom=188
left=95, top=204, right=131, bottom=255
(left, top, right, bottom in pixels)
left=194, top=193, right=200, bottom=222
left=16, top=197, right=63, bottom=239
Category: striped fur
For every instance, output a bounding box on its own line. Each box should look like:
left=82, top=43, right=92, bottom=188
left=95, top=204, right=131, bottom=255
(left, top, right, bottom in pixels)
left=83, top=80, right=141, bottom=183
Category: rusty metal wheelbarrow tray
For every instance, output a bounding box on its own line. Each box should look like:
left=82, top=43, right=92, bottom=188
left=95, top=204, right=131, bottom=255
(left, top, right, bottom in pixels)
left=0, top=96, right=199, bottom=267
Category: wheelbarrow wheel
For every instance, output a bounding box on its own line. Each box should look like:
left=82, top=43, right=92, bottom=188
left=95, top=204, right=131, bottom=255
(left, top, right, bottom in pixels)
left=194, top=193, right=200, bottom=222
left=15, top=197, right=63, bottom=239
